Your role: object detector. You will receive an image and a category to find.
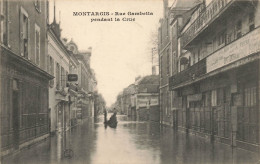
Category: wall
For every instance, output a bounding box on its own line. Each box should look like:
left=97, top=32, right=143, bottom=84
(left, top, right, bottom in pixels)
left=8, top=1, right=48, bottom=71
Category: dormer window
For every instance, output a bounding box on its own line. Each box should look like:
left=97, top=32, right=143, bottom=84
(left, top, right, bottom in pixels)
left=70, top=46, right=75, bottom=52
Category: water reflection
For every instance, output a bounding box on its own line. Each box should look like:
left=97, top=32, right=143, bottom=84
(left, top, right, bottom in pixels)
left=2, top=115, right=259, bottom=164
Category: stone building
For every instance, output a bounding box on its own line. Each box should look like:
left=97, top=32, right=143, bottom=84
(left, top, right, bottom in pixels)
left=169, top=0, right=260, bottom=152
left=47, top=7, right=77, bottom=134
left=66, top=41, right=95, bottom=120
left=0, top=0, right=53, bottom=156
left=135, top=75, right=159, bottom=121
left=115, top=75, right=159, bottom=121
left=158, top=0, right=200, bottom=126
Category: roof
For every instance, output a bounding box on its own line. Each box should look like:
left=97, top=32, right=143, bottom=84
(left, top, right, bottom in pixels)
left=171, top=0, right=202, bottom=9
left=137, top=75, right=159, bottom=85
left=180, top=2, right=204, bottom=33
left=136, top=75, right=159, bottom=93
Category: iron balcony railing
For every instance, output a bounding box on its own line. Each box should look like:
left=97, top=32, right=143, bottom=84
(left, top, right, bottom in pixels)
left=170, top=26, right=260, bottom=89
left=169, top=58, right=206, bottom=89
left=181, top=0, right=233, bottom=48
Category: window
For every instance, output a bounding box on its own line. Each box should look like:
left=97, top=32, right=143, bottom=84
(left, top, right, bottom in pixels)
left=61, top=67, right=65, bottom=88
left=218, top=30, right=226, bottom=46
left=160, top=56, right=162, bottom=78
left=2, top=0, right=9, bottom=46
left=236, top=20, right=242, bottom=39
left=244, top=86, right=257, bottom=107
left=166, top=18, right=169, bottom=36
left=198, top=48, right=200, bottom=61
left=48, top=56, right=54, bottom=75
left=160, top=28, right=162, bottom=45
left=211, top=90, right=217, bottom=107
left=48, top=56, right=54, bottom=87
left=212, top=37, right=217, bottom=51
left=65, top=71, right=68, bottom=87
left=193, top=54, right=195, bottom=65
left=20, top=7, right=29, bottom=58
left=226, top=33, right=232, bottom=44
left=217, top=88, right=223, bottom=106
left=167, top=49, right=170, bottom=75
left=249, top=12, right=255, bottom=32
left=35, top=24, right=40, bottom=65
left=56, top=63, right=60, bottom=90
left=172, top=52, right=176, bottom=74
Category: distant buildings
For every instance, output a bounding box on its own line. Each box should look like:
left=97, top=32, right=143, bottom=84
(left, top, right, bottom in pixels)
left=65, top=41, right=96, bottom=120
left=115, top=75, right=159, bottom=122
left=159, top=0, right=260, bottom=152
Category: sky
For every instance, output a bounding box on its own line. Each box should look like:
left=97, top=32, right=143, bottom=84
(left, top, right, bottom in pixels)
left=49, top=0, right=163, bottom=107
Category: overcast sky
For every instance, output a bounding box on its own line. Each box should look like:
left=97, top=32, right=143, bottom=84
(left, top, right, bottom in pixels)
left=49, top=0, right=163, bottom=107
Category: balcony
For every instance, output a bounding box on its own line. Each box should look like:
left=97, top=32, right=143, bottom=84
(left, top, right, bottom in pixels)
left=181, top=0, right=233, bottom=48
left=170, top=27, right=260, bottom=89
left=169, top=58, right=206, bottom=89
left=68, top=83, right=78, bottom=92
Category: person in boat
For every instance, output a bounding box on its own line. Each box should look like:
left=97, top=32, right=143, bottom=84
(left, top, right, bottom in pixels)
left=105, top=111, right=118, bottom=128
left=109, top=111, right=117, bottom=123
left=104, top=109, right=108, bottom=123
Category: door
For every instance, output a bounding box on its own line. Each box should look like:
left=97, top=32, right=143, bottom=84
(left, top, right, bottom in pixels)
left=12, top=90, right=19, bottom=149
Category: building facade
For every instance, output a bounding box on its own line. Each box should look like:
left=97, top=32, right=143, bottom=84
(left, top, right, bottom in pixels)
left=47, top=15, right=73, bottom=134
left=169, top=0, right=260, bottom=152
left=115, top=75, right=159, bottom=121
left=66, top=41, right=95, bottom=120
left=158, top=0, right=171, bottom=126
left=0, top=0, right=52, bottom=156
left=158, top=0, right=200, bottom=126
left=135, top=75, right=159, bottom=121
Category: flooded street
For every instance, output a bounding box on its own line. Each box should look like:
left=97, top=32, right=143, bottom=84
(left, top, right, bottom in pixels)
left=3, top=115, right=259, bottom=164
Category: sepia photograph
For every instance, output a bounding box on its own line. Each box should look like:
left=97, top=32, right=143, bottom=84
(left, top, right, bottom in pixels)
left=0, top=0, right=260, bottom=163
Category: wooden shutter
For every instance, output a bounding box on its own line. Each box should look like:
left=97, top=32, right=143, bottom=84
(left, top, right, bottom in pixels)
left=27, top=18, right=30, bottom=60
left=20, top=8, right=24, bottom=56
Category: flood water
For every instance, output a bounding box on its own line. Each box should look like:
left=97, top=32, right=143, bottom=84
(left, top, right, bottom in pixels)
left=3, top=115, right=259, bottom=164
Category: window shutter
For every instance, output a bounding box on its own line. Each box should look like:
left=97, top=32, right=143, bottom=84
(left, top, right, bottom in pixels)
left=39, top=30, right=41, bottom=65
left=27, top=18, right=30, bottom=60
left=20, top=8, right=24, bottom=56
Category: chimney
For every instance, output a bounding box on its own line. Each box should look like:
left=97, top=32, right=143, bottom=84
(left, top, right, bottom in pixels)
left=53, top=0, right=56, bottom=23
left=135, top=76, right=141, bottom=82
left=152, top=66, right=156, bottom=75
left=163, top=0, right=169, bottom=18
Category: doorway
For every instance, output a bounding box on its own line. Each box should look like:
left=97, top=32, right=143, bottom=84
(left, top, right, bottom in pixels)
left=12, top=79, right=20, bottom=149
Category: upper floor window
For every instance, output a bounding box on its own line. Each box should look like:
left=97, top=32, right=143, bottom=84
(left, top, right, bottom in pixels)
left=172, top=52, right=176, bottom=74
left=160, top=56, right=162, bottom=78
left=61, top=67, right=65, bottom=88
left=48, top=56, right=54, bottom=75
left=35, top=24, right=40, bottom=65
left=65, top=71, right=68, bottom=87
left=167, top=49, right=170, bottom=75
left=48, top=56, right=54, bottom=87
left=34, top=0, right=41, bottom=12
left=20, top=7, right=29, bottom=58
left=249, top=12, right=255, bottom=32
left=218, top=30, right=226, bottom=46
left=56, top=63, right=60, bottom=90
left=2, top=0, right=9, bottom=46
left=236, top=20, right=242, bottom=39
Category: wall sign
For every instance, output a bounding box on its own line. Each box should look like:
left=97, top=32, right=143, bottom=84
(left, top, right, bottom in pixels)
left=207, top=28, right=260, bottom=73
left=68, top=74, right=78, bottom=81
